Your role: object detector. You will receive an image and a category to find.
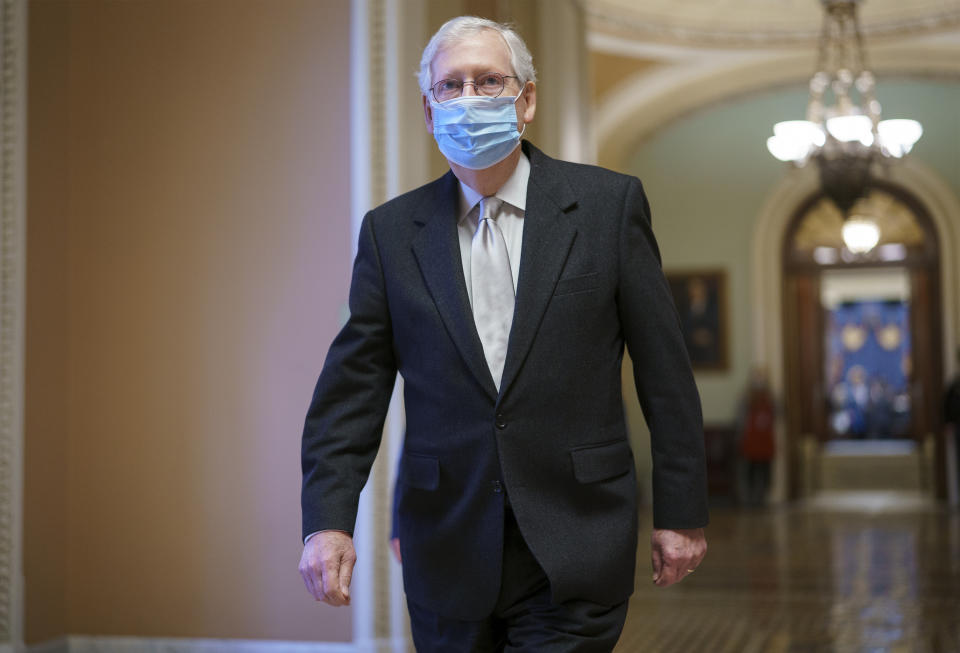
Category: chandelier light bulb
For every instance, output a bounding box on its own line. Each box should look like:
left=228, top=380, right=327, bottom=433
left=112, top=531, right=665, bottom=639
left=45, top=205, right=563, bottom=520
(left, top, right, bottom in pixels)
left=878, top=119, right=923, bottom=157
left=826, top=115, right=874, bottom=145
left=774, top=120, right=826, bottom=146
left=767, top=137, right=798, bottom=162
left=767, top=121, right=825, bottom=161
left=842, top=217, right=881, bottom=254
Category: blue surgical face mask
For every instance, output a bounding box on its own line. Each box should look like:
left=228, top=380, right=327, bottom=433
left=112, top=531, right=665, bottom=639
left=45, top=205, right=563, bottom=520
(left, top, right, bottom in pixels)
left=430, top=94, right=525, bottom=170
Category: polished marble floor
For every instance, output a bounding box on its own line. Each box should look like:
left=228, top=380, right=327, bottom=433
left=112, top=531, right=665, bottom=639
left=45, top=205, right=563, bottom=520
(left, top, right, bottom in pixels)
left=615, top=493, right=960, bottom=652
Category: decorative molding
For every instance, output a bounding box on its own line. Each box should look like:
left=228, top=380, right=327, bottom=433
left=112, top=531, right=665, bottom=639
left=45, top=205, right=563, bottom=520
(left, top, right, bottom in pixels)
left=585, top=0, right=960, bottom=49
left=27, top=637, right=364, bottom=653
left=0, top=0, right=27, bottom=649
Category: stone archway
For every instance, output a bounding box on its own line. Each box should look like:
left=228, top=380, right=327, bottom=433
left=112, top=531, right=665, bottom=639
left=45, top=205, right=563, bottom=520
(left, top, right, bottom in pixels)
left=751, top=159, right=960, bottom=501
left=595, top=46, right=960, bottom=174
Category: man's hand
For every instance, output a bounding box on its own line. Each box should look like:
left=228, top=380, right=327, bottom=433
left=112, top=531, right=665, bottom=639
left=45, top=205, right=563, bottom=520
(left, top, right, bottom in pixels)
left=651, top=527, right=707, bottom=588
left=299, top=530, right=356, bottom=606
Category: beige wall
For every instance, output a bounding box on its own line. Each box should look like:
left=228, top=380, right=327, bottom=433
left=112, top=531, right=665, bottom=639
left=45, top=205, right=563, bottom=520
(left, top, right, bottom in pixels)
left=25, top=0, right=70, bottom=641
left=26, top=0, right=353, bottom=643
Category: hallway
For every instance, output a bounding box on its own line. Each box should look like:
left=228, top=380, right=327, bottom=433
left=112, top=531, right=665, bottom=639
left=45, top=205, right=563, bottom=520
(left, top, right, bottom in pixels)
left=616, top=495, right=960, bottom=652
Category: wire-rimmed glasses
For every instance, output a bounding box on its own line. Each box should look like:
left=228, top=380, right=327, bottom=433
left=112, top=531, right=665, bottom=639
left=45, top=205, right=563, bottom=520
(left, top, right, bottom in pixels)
left=431, top=72, right=520, bottom=103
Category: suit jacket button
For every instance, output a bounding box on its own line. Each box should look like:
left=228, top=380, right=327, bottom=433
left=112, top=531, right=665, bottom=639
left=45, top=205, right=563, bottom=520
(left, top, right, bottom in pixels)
left=495, top=414, right=507, bottom=429
left=492, top=480, right=502, bottom=493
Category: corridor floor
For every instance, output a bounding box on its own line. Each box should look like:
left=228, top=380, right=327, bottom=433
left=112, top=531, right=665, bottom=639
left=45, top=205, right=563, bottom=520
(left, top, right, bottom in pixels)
left=615, top=494, right=960, bottom=652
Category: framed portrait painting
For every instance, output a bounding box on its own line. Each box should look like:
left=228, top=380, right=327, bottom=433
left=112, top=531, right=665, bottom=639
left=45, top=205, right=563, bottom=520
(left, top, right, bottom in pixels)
left=666, top=269, right=729, bottom=371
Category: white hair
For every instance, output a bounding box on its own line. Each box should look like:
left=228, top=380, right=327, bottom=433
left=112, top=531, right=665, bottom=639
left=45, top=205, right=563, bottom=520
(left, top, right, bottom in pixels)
left=417, top=16, right=537, bottom=96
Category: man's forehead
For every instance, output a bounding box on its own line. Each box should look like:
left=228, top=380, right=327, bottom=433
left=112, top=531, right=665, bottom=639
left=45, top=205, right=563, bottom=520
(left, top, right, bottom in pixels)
left=431, top=30, right=512, bottom=75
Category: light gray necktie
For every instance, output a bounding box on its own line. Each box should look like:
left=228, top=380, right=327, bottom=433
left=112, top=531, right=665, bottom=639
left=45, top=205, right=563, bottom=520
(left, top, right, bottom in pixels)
left=471, top=196, right=514, bottom=390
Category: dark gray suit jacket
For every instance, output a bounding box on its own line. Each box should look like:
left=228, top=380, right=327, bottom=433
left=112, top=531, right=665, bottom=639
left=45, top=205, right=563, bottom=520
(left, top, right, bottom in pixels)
left=301, top=141, right=708, bottom=620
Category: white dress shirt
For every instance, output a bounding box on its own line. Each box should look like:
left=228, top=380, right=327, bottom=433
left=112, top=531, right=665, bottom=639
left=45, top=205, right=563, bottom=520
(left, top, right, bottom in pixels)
left=457, top=152, right=530, bottom=308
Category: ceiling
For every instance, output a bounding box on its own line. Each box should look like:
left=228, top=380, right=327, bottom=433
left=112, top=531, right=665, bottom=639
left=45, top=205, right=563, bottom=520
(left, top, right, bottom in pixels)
left=586, top=0, right=960, bottom=49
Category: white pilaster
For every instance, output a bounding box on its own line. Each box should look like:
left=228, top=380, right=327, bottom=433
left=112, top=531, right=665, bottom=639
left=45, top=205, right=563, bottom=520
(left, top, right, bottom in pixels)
left=536, top=0, right=594, bottom=164
left=350, top=0, right=426, bottom=649
left=0, top=0, right=27, bottom=651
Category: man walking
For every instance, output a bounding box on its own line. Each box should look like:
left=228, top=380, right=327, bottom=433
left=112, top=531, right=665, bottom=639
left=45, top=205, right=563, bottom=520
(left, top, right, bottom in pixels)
left=300, top=16, right=708, bottom=651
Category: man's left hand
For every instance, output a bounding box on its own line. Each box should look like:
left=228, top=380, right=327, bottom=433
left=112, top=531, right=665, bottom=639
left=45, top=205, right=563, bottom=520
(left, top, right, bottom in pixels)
left=651, top=527, right=707, bottom=588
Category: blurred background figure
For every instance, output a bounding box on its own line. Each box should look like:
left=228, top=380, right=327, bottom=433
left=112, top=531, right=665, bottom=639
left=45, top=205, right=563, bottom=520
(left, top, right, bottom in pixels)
left=737, top=367, right=776, bottom=507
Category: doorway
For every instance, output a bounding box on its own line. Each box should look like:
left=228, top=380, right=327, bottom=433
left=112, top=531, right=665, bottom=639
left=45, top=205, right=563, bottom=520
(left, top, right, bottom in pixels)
left=822, top=267, right=912, bottom=440
left=782, top=183, right=943, bottom=498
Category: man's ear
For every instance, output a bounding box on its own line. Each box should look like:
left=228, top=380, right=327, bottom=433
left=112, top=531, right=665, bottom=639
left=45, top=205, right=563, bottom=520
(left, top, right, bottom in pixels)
left=423, top=94, right=434, bottom=133
left=521, top=81, right=537, bottom=125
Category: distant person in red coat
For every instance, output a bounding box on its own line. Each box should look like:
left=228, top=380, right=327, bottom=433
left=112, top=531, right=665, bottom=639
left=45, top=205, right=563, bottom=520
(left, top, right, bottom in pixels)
left=738, top=367, right=776, bottom=507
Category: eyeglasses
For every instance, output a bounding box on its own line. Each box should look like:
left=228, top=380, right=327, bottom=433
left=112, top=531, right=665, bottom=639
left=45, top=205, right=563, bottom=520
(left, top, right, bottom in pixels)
left=431, top=72, right=520, bottom=103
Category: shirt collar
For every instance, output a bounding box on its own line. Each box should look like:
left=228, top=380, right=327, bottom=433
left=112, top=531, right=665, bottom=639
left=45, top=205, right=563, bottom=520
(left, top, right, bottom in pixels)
left=457, top=151, right=530, bottom=224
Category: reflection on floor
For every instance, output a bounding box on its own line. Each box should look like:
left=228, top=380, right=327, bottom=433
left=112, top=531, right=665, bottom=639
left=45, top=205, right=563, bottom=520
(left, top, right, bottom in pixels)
left=615, top=492, right=960, bottom=652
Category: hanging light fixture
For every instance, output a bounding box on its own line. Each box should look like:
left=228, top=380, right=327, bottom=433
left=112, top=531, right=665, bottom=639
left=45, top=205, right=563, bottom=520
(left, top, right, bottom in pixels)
left=841, top=215, right=881, bottom=253
left=766, top=0, right=923, bottom=253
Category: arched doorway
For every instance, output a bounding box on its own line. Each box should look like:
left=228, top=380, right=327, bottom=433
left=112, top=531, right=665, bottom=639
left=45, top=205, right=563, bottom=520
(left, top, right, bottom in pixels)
left=782, top=182, right=944, bottom=499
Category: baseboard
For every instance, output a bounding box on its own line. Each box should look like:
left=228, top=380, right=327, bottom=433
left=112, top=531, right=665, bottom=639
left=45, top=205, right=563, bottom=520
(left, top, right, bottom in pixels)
left=27, top=637, right=361, bottom=653
left=23, top=639, right=63, bottom=653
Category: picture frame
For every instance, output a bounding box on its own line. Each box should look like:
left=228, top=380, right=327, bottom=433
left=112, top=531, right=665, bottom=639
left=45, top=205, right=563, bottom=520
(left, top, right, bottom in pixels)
left=665, top=269, right=729, bottom=371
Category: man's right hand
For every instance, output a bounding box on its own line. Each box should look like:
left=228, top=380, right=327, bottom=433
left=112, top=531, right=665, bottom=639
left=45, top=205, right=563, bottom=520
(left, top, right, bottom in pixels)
left=299, top=530, right=356, bottom=606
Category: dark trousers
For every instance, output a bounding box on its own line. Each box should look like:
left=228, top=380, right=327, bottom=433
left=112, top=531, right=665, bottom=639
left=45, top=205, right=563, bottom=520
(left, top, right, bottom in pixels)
left=407, top=506, right=628, bottom=653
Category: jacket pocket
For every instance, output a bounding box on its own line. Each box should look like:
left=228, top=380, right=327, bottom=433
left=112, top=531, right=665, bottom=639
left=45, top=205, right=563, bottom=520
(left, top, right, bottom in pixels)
left=569, top=439, right=631, bottom=483
left=554, top=272, right=599, bottom=297
left=402, top=452, right=440, bottom=491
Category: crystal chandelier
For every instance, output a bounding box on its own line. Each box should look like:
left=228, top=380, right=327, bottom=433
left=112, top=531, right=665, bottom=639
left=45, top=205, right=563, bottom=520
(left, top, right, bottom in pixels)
left=766, top=0, right=922, bottom=252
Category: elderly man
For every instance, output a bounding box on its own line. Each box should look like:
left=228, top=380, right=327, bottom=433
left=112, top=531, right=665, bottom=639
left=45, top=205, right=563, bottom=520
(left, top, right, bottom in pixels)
left=300, top=16, right=708, bottom=652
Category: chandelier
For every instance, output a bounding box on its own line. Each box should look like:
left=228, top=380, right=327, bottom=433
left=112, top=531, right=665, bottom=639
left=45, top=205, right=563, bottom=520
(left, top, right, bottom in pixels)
left=766, top=0, right=922, bottom=252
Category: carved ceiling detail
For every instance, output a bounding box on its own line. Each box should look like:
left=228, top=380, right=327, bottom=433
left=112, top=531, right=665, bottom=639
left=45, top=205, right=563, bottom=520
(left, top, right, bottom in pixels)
left=586, top=0, right=960, bottom=49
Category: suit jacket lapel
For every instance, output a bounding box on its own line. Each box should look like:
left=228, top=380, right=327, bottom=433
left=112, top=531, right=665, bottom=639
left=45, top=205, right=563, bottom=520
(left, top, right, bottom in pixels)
left=498, top=143, right=579, bottom=400
left=412, top=172, right=500, bottom=401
